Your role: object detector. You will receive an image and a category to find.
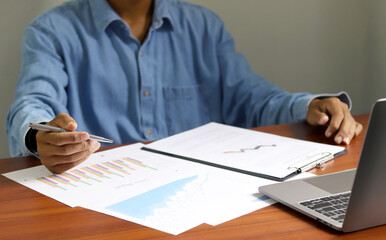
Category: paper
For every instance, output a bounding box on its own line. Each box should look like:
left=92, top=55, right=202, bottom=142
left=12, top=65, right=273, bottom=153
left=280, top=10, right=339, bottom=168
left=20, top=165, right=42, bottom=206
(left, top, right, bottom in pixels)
left=3, top=143, right=314, bottom=235
left=144, top=122, right=345, bottom=179
left=3, top=144, right=191, bottom=208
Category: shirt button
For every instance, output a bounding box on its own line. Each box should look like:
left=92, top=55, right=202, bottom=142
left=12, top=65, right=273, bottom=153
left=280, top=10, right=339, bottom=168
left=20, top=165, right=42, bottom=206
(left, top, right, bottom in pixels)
left=144, top=90, right=150, bottom=96
left=147, top=129, right=152, bottom=135
left=120, top=23, right=125, bottom=28
left=139, top=51, right=143, bottom=57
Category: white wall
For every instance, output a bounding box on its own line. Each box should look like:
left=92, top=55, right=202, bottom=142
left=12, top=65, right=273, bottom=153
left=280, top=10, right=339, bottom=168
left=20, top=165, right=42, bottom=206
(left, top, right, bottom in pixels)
left=366, top=0, right=386, bottom=107
left=0, top=0, right=383, bottom=158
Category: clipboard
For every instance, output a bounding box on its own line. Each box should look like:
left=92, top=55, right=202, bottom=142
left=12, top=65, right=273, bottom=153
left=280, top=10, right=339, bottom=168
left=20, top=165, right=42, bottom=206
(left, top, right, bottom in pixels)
left=141, top=122, right=347, bottom=182
left=142, top=147, right=347, bottom=181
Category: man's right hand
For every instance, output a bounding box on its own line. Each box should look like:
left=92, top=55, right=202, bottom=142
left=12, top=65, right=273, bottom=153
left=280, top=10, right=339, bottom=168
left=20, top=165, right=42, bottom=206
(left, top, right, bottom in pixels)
left=36, top=113, right=100, bottom=174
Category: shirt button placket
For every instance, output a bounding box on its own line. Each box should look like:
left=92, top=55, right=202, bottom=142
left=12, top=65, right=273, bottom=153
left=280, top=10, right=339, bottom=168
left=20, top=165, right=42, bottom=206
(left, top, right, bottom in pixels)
left=139, top=49, right=154, bottom=139
left=142, top=88, right=153, bottom=139
left=143, top=88, right=153, bottom=137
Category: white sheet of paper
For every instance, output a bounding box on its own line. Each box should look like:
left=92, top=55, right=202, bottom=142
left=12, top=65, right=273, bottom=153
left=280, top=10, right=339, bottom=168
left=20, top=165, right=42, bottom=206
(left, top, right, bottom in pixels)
left=2, top=144, right=194, bottom=207
left=200, top=170, right=315, bottom=226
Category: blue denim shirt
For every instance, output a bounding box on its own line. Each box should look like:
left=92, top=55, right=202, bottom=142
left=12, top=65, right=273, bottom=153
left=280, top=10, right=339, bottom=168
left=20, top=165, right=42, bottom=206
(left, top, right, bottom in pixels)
left=7, top=0, right=314, bottom=157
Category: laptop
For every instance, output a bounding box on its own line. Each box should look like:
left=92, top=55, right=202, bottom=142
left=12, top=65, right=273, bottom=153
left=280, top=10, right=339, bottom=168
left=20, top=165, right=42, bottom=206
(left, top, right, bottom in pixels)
left=259, top=98, right=386, bottom=232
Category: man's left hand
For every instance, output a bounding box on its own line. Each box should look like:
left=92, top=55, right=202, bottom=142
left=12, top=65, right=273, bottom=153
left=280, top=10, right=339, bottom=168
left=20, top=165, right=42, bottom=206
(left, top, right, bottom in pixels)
left=306, top=97, right=363, bottom=145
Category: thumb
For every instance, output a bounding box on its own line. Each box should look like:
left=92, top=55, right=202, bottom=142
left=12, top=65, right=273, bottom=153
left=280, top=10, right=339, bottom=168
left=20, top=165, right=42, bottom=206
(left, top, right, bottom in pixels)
left=48, top=113, right=78, bottom=131
left=307, top=110, right=329, bottom=126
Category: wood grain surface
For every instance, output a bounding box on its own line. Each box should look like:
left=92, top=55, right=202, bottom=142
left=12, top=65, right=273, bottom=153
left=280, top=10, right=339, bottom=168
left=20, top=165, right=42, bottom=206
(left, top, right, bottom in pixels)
left=1, top=114, right=385, bottom=240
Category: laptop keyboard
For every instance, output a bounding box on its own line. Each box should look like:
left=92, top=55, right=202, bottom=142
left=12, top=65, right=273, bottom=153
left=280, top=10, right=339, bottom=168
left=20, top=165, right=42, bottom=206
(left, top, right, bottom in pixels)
left=299, top=191, right=351, bottom=223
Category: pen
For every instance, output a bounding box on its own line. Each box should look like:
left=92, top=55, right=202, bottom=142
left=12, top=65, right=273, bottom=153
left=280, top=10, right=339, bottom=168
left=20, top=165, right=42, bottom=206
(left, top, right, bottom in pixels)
left=29, top=123, right=113, bottom=143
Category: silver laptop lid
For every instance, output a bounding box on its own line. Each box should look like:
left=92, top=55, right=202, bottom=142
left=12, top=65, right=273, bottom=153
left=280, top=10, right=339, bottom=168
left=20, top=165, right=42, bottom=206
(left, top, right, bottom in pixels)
left=342, top=98, right=386, bottom=232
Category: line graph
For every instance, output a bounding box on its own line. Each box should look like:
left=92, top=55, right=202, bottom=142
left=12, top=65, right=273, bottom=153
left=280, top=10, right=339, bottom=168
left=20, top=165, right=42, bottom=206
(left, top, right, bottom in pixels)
left=223, top=144, right=277, bottom=154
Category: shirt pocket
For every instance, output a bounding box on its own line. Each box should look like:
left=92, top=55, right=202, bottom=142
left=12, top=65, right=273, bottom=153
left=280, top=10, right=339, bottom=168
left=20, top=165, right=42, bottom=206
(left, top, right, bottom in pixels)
left=163, top=85, right=210, bottom=135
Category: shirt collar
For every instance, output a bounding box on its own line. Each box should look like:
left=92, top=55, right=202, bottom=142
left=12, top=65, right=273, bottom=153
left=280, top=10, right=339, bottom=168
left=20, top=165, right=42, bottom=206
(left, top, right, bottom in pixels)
left=89, top=0, right=121, bottom=33
left=89, top=0, right=174, bottom=33
left=152, top=0, right=174, bottom=31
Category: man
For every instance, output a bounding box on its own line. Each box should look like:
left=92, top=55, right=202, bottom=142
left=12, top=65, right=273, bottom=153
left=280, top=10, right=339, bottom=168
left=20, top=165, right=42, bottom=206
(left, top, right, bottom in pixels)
left=7, top=0, right=362, bottom=173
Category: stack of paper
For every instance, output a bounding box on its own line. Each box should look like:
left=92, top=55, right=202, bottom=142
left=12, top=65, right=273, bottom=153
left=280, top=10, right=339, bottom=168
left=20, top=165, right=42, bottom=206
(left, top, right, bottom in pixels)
left=4, top=143, right=302, bottom=235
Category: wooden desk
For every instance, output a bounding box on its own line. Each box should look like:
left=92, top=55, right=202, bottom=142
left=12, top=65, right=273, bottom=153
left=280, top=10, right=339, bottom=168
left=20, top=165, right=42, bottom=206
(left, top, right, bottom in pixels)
left=0, top=114, right=384, bottom=239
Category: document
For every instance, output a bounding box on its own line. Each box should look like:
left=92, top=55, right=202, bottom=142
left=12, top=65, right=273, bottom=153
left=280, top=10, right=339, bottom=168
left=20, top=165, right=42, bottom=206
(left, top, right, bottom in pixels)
left=143, top=122, right=345, bottom=181
left=4, top=143, right=315, bottom=235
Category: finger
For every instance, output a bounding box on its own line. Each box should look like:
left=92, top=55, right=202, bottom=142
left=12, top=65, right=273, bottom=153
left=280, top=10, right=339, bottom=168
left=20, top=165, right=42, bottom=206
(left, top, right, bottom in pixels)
left=324, top=108, right=344, bottom=138
left=354, top=122, right=363, bottom=136
left=337, top=119, right=356, bottom=145
left=48, top=113, right=78, bottom=131
left=345, top=123, right=356, bottom=144
left=41, top=140, right=100, bottom=168
left=39, top=139, right=98, bottom=156
left=37, top=131, right=89, bottom=146
left=308, top=110, right=330, bottom=126
left=331, top=111, right=355, bottom=144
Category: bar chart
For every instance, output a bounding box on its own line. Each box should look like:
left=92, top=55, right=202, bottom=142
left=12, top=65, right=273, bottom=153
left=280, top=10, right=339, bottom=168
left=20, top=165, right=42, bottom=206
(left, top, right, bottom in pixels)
left=37, top=157, right=157, bottom=190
